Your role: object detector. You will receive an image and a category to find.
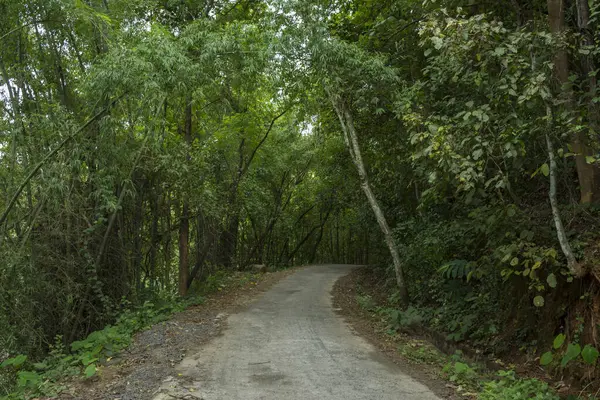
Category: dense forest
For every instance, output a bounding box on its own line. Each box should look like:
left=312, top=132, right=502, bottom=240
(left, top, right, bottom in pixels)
left=2, top=0, right=600, bottom=398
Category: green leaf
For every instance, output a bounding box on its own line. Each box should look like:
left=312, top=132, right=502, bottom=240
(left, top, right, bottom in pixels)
left=17, top=370, right=41, bottom=387
left=81, top=354, right=99, bottom=366
left=540, top=351, right=553, bottom=366
left=546, top=273, right=557, bottom=288
left=32, top=362, right=48, bottom=371
left=533, top=296, right=545, bottom=307
left=553, top=334, right=566, bottom=349
left=84, top=363, right=97, bottom=378
left=541, top=163, right=550, bottom=177
left=1, top=354, right=27, bottom=368
left=561, top=343, right=581, bottom=367
left=586, top=156, right=596, bottom=164
left=510, top=257, right=519, bottom=266
left=581, top=345, right=599, bottom=365
left=428, top=124, right=439, bottom=134
left=454, top=362, right=469, bottom=373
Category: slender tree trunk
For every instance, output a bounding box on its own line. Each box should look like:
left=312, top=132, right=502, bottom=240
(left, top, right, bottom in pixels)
left=179, top=202, right=190, bottom=296
left=148, top=187, right=159, bottom=290
left=546, top=124, right=584, bottom=277
left=164, top=193, right=172, bottom=290
left=576, top=0, right=600, bottom=201
left=330, top=94, right=409, bottom=304
left=188, top=212, right=218, bottom=289
left=548, top=0, right=598, bottom=203
left=132, top=182, right=144, bottom=292
left=178, top=101, right=193, bottom=296
left=335, top=218, right=340, bottom=262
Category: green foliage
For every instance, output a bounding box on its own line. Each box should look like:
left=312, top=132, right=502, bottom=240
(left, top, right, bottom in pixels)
left=582, top=345, right=600, bottom=366
left=356, top=294, right=376, bottom=312
left=541, top=333, right=599, bottom=370
left=438, top=260, right=474, bottom=280
left=397, top=340, right=446, bottom=367
left=384, top=306, right=425, bottom=331
left=541, top=352, right=554, bottom=366
left=0, top=297, right=197, bottom=399
left=0, top=357, right=26, bottom=369
left=442, top=356, right=479, bottom=389
left=2, top=0, right=600, bottom=393
left=480, top=370, right=559, bottom=400
left=562, top=343, right=582, bottom=367
left=554, top=334, right=566, bottom=349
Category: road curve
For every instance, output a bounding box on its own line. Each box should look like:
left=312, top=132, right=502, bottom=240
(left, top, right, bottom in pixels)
left=153, top=265, right=441, bottom=400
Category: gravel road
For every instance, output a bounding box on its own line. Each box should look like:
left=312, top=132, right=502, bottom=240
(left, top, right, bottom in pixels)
left=153, top=265, right=441, bottom=400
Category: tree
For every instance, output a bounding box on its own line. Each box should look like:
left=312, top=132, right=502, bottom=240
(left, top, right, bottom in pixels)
left=330, top=93, right=409, bottom=303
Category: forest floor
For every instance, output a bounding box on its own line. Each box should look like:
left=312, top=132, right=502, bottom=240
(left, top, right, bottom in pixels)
left=57, top=267, right=300, bottom=400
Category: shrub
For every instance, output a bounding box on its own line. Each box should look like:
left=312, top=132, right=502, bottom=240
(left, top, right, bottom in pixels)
left=480, top=370, right=559, bottom=400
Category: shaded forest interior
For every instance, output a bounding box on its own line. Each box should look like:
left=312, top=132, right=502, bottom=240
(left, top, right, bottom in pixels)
left=2, top=0, right=600, bottom=397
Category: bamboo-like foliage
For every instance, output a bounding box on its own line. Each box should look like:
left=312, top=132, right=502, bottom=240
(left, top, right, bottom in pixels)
left=0, top=0, right=364, bottom=365
left=4, top=0, right=600, bottom=389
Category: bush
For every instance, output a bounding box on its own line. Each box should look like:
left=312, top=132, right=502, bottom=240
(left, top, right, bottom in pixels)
left=0, top=296, right=202, bottom=399
left=480, top=370, right=559, bottom=400
left=385, top=306, right=425, bottom=330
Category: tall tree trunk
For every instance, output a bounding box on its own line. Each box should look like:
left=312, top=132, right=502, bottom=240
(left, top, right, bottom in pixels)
left=178, top=101, right=193, bottom=296
left=187, top=212, right=217, bottom=289
left=548, top=0, right=598, bottom=203
left=575, top=0, right=600, bottom=201
left=132, top=181, right=144, bottom=292
left=149, top=187, right=159, bottom=290
left=335, top=218, right=340, bottom=262
left=178, top=201, right=190, bottom=296
left=219, top=138, right=245, bottom=269
left=546, top=122, right=584, bottom=277
left=164, top=193, right=172, bottom=290
left=330, top=94, right=409, bottom=304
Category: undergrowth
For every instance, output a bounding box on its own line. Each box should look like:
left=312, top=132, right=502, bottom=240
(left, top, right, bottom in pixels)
left=0, top=268, right=261, bottom=399
left=355, top=289, right=596, bottom=399
left=0, top=295, right=200, bottom=400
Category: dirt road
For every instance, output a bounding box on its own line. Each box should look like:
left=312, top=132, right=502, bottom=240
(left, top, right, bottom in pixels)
left=153, top=265, right=441, bottom=400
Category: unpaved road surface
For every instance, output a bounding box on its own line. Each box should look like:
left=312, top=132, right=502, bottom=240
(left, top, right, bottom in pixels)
left=153, top=265, right=441, bottom=400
